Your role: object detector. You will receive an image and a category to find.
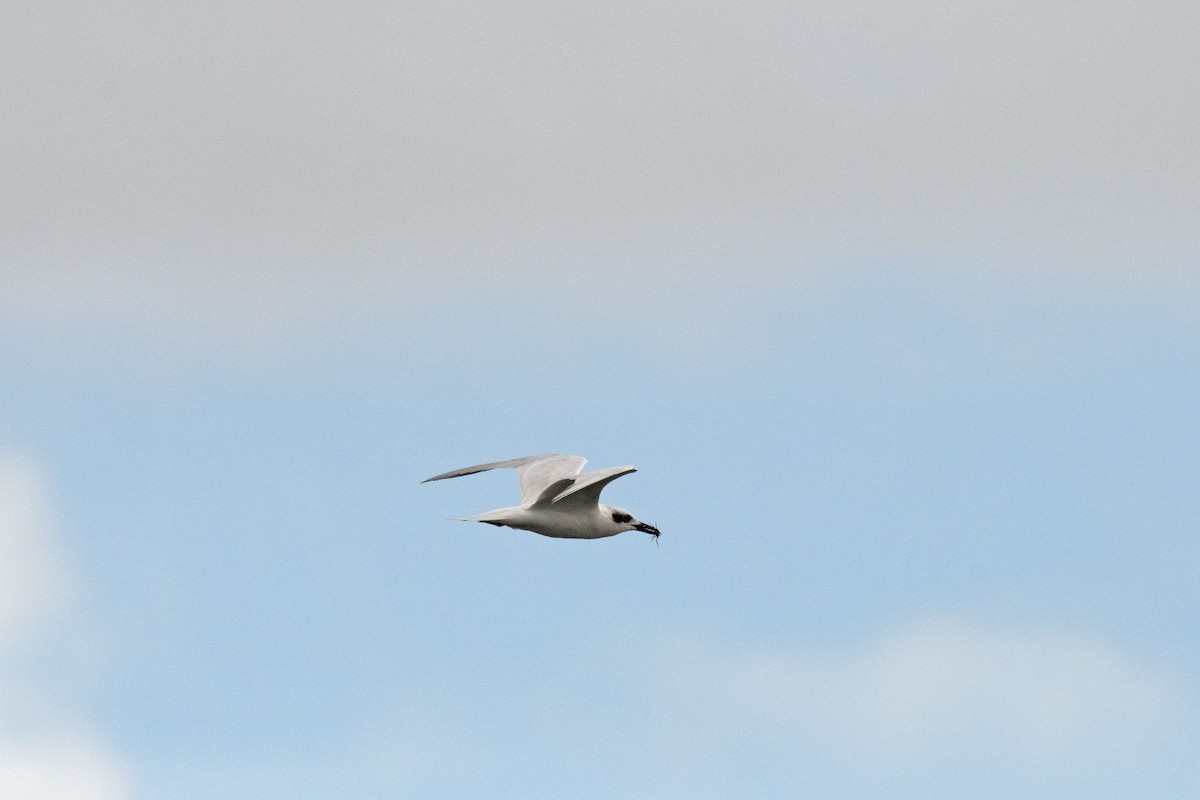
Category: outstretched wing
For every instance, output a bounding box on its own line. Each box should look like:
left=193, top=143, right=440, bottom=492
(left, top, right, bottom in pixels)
left=422, top=454, right=587, bottom=505
left=550, top=465, right=637, bottom=511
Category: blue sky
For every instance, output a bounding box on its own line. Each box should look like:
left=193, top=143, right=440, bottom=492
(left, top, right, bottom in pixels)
left=3, top=2, right=1199, bottom=798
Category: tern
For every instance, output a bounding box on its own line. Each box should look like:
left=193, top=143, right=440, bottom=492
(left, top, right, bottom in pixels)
left=422, top=454, right=661, bottom=540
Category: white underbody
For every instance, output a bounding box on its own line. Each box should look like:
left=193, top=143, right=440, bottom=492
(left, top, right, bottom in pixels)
left=469, top=505, right=625, bottom=539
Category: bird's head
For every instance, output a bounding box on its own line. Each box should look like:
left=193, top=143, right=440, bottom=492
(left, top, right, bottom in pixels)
left=607, top=506, right=661, bottom=539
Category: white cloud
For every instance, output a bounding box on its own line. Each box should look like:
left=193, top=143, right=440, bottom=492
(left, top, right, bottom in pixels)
left=0, top=737, right=128, bottom=800
left=0, top=461, right=66, bottom=644
left=648, top=618, right=1196, bottom=788
left=0, top=457, right=130, bottom=800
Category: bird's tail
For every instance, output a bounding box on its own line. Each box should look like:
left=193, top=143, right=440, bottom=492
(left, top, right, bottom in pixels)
left=462, top=507, right=519, bottom=526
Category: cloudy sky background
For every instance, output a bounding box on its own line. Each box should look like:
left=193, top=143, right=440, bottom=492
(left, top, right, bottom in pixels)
left=2, top=1, right=1198, bottom=797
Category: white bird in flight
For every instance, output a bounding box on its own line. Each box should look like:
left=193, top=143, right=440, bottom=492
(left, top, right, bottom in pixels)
left=422, top=454, right=661, bottom=540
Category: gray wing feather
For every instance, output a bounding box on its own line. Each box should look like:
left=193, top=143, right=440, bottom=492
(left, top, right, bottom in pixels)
left=422, top=454, right=587, bottom=505
left=528, top=477, right=578, bottom=507
left=550, top=465, right=637, bottom=510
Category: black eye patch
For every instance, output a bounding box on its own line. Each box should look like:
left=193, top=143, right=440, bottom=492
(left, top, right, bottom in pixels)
left=612, top=511, right=632, bottom=524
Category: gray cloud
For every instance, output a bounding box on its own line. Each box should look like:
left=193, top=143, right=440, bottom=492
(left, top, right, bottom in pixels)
left=3, top=1, right=1197, bottom=331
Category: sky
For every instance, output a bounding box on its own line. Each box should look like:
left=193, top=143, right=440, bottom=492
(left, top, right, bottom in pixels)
left=2, top=1, right=1198, bottom=798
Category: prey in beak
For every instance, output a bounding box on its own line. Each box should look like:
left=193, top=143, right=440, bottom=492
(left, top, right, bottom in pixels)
left=635, top=521, right=661, bottom=539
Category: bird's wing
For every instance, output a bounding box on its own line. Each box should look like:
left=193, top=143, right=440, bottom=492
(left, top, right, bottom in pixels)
left=422, top=454, right=587, bottom=505
left=550, top=465, right=637, bottom=510
left=516, top=456, right=588, bottom=504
